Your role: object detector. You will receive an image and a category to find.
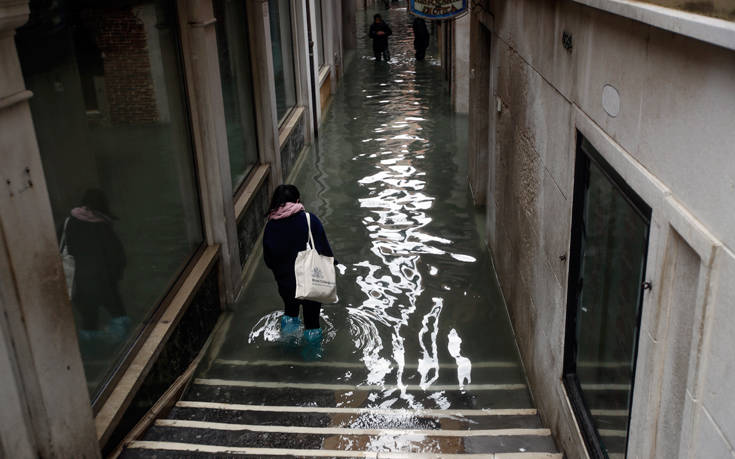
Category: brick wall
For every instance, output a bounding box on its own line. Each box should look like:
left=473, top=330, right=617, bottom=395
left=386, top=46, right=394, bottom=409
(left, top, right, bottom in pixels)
left=84, top=8, right=159, bottom=125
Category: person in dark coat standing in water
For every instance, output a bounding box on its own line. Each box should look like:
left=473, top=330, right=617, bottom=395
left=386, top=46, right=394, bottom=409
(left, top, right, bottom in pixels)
left=263, top=184, right=335, bottom=359
left=412, top=17, right=429, bottom=60
left=369, top=13, right=392, bottom=61
left=65, top=188, right=129, bottom=341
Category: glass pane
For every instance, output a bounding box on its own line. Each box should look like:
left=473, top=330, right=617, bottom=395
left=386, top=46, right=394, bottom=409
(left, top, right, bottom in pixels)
left=213, top=0, right=260, bottom=191
left=575, top=147, right=649, bottom=457
left=268, top=0, right=297, bottom=123
left=16, top=0, right=204, bottom=398
left=315, top=0, right=325, bottom=68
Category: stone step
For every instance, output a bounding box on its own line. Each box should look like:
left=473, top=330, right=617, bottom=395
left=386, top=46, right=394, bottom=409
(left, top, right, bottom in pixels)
left=168, top=401, right=545, bottom=430
left=128, top=419, right=559, bottom=454
left=123, top=441, right=564, bottom=458
left=186, top=379, right=535, bottom=410
left=204, top=359, right=525, bottom=385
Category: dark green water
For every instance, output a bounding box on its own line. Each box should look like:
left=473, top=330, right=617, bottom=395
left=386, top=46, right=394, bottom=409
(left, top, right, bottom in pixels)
left=204, top=4, right=531, bottom=416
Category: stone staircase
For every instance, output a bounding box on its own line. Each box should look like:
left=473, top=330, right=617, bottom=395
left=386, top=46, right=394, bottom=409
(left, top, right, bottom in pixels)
left=121, top=360, right=563, bottom=458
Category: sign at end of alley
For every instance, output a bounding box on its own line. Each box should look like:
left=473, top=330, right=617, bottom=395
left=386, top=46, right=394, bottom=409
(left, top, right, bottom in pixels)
left=409, top=0, right=468, bottom=20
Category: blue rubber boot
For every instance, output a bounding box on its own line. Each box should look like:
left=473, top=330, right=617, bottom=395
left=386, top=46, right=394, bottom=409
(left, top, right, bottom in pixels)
left=301, top=328, right=323, bottom=361
left=280, top=315, right=301, bottom=343
left=106, top=316, right=132, bottom=342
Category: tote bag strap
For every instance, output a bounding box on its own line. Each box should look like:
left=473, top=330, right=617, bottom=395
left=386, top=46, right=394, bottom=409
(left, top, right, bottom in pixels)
left=59, top=216, right=70, bottom=252
left=305, top=212, right=316, bottom=250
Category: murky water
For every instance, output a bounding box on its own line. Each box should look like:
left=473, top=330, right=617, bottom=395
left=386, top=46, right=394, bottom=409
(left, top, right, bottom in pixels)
left=203, top=3, right=531, bottom=429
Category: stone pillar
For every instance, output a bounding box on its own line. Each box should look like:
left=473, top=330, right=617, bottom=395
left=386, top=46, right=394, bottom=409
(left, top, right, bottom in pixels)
left=0, top=1, right=100, bottom=457
left=177, top=0, right=241, bottom=304
left=452, top=13, right=470, bottom=114
left=246, top=0, right=283, bottom=196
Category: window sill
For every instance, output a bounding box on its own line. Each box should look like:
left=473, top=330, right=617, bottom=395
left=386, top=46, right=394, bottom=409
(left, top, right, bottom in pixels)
left=234, top=164, right=270, bottom=219
left=572, top=0, right=735, bottom=51
left=318, top=65, right=330, bottom=86
left=278, top=106, right=306, bottom=150
left=94, top=244, right=220, bottom=446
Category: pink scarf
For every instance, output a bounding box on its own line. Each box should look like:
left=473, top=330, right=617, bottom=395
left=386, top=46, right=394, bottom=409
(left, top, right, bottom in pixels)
left=71, top=206, right=111, bottom=223
left=269, top=202, right=305, bottom=220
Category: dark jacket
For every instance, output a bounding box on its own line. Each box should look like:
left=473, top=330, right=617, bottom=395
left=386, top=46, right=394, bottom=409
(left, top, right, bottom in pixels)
left=66, top=214, right=126, bottom=305
left=369, top=21, right=392, bottom=52
left=263, top=211, right=334, bottom=294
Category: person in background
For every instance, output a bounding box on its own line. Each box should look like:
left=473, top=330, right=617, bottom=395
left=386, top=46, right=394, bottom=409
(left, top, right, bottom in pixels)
left=65, top=188, right=129, bottom=342
left=369, top=13, right=392, bottom=62
left=412, top=17, right=429, bottom=61
left=263, top=184, right=335, bottom=359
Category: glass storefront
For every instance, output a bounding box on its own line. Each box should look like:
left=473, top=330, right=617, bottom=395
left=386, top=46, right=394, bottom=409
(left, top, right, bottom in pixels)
left=16, top=0, right=204, bottom=399
left=268, top=0, right=297, bottom=123
left=213, top=0, right=260, bottom=192
left=564, top=136, right=651, bottom=458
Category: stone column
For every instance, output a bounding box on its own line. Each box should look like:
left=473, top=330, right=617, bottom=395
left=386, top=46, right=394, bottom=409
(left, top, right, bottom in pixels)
left=0, top=1, right=100, bottom=457
left=177, top=0, right=241, bottom=304
left=246, top=0, right=283, bottom=196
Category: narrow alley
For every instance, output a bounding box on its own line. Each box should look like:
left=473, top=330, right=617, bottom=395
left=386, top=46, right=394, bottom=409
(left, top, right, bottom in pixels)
left=122, top=5, right=560, bottom=458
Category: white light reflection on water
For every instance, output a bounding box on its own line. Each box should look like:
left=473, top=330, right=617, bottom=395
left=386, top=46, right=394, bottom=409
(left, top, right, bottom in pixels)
left=348, top=62, right=477, bottom=408
left=448, top=328, right=472, bottom=390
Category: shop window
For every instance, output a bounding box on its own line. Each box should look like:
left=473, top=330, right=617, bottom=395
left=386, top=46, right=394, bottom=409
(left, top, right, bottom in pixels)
left=268, top=0, right=297, bottom=124
left=16, top=0, right=204, bottom=400
left=563, top=135, right=651, bottom=458
left=213, top=0, right=260, bottom=192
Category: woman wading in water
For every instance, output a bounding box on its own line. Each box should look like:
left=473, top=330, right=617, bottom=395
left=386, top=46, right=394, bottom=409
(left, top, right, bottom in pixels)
left=263, top=185, right=335, bottom=359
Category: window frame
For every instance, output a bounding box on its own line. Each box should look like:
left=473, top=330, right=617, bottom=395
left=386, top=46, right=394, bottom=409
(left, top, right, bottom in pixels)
left=212, top=0, right=262, bottom=194
left=562, top=132, right=652, bottom=458
left=72, top=0, right=208, bottom=410
left=269, top=0, right=299, bottom=127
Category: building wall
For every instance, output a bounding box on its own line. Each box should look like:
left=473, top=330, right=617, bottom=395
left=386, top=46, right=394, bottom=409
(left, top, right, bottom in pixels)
left=0, top=0, right=351, bottom=456
left=451, top=13, right=470, bottom=113
left=469, top=0, right=735, bottom=457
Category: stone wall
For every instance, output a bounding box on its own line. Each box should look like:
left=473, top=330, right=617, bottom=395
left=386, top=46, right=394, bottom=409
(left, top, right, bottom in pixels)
left=280, top=113, right=306, bottom=181
left=476, top=0, right=735, bottom=457
left=237, top=180, right=271, bottom=267
left=102, top=261, right=221, bottom=455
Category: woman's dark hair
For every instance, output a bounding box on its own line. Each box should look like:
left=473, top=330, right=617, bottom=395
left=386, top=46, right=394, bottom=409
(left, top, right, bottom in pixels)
left=81, top=188, right=117, bottom=219
left=268, top=184, right=300, bottom=214
left=374, top=13, right=382, bottom=21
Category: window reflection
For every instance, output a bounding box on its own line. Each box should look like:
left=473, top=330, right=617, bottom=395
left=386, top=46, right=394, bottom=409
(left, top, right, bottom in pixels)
left=17, top=0, right=203, bottom=398
left=213, top=0, right=260, bottom=191
left=268, top=0, right=297, bottom=123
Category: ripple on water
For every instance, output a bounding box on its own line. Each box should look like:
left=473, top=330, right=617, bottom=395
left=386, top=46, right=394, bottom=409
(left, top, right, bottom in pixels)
left=225, top=4, right=529, bottom=420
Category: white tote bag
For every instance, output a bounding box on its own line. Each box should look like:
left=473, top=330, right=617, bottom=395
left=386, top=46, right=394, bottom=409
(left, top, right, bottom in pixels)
left=59, top=217, right=75, bottom=296
left=294, top=213, right=338, bottom=304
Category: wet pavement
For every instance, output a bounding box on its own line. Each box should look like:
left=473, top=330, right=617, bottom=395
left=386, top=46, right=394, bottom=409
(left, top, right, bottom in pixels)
left=124, top=4, right=561, bottom=458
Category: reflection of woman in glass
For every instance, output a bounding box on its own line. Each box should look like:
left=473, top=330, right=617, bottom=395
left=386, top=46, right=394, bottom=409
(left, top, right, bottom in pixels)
left=66, top=189, right=129, bottom=341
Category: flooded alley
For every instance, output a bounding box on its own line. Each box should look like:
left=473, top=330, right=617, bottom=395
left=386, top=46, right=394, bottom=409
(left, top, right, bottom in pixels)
left=123, top=5, right=560, bottom=458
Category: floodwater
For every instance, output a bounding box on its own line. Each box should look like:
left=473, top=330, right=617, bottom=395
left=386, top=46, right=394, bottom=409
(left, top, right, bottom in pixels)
left=196, top=4, right=535, bottom=452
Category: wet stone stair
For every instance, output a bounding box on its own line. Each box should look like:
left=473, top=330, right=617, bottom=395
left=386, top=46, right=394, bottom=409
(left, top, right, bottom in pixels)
left=121, top=360, right=562, bottom=458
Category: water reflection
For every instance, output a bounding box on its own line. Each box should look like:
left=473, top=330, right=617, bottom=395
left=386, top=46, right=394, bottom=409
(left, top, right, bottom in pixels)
left=210, top=4, right=530, bottom=417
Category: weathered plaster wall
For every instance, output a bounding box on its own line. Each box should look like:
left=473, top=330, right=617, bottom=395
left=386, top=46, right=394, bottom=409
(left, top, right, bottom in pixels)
left=482, top=0, right=735, bottom=457
left=452, top=13, right=470, bottom=113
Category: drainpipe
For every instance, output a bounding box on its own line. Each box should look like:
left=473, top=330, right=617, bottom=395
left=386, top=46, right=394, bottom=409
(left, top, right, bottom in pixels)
left=305, top=0, right=319, bottom=138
